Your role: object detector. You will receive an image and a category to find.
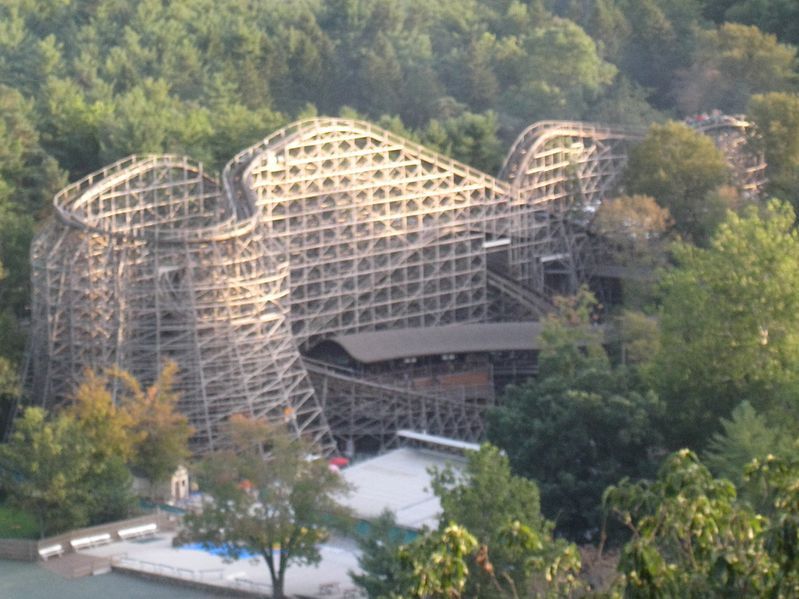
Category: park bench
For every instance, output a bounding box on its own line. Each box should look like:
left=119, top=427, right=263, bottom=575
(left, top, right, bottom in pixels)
left=38, top=544, right=64, bottom=560
left=70, top=533, right=112, bottom=551
left=117, top=523, right=158, bottom=540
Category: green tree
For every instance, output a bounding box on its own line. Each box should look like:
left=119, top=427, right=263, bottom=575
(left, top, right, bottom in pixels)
left=746, top=453, right=799, bottom=594
left=488, top=289, right=664, bottom=539
left=180, top=415, right=351, bottom=599
left=350, top=510, right=415, bottom=599
left=605, top=449, right=774, bottom=597
left=422, top=111, right=503, bottom=174
left=702, top=0, right=799, bottom=47
left=748, top=92, right=799, bottom=209
left=65, top=370, right=138, bottom=523
left=611, top=0, right=695, bottom=108
left=624, top=121, right=730, bottom=245
left=499, top=17, right=617, bottom=121
left=429, top=444, right=582, bottom=596
left=677, top=23, right=797, bottom=114
left=0, top=84, right=65, bottom=323
left=0, top=407, right=91, bottom=537
left=489, top=376, right=663, bottom=540
left=397, top=524, right=479, bottom=599
left=654, top=200, right=799, bottom=449
left=704, top=401, right=792, bottom=491
left=112, top=361, right=193, bottom=498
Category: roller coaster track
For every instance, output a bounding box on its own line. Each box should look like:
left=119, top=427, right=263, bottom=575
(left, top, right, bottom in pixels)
left=27, top=116, right=768, bottom=451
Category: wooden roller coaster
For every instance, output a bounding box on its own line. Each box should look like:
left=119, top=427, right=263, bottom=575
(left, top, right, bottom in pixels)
left=26, top=116, right=766, bottom=451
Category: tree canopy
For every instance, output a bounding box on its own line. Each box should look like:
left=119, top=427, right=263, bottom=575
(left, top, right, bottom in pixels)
left=606, top=448, right=799, bottom=597
left=748, top=91, right=799, bottom=209
left=653, top=200, right=799, bottom=448
left=180, top=415, right=351, bottom=599
left=0, top=407, right=92, bottom=538
left=111, top=360, right=193, bottom=496
left=488, top=290, right=664, bottom=540
left=623, top=121, right=731, bottom=245
left=676, top=23, right=797, bottom=114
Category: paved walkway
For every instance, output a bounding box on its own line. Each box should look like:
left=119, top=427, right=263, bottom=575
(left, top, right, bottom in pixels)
left=40, top=552, right=111, bottom=578
left=78, top=532, right=363, bottom=598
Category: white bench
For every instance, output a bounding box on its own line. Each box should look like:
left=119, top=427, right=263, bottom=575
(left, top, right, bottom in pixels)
left=38, top=544, right=64, bottom=560
left=70, top=533, right=112, bottom=551
left=117, top=523, right=158, bottom=540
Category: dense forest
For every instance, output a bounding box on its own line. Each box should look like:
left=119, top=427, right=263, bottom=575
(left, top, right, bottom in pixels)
left=1, top=0, right=797, bottom=354
left=2, top=0, right=799, bottom=595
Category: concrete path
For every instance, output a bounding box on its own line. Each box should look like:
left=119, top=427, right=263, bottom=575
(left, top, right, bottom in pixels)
left=40, top=552, right=111, bottom=578
left=77, top=532, right=364, bottom=598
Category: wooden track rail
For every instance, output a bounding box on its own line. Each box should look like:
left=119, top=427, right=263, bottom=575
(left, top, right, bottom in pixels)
left=27, top=117, right=766, bottom=451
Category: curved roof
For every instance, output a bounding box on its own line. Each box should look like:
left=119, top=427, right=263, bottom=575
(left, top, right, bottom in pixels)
left=322, top=322, right=548, bottom=364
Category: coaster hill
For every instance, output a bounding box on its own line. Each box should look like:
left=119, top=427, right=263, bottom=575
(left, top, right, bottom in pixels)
left=26, top=116, right=765, bottom=453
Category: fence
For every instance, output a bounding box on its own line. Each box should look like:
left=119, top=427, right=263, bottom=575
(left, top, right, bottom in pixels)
left=113, top=556, right=271, bottom=597
left=0, top=511, right=176, bottom=561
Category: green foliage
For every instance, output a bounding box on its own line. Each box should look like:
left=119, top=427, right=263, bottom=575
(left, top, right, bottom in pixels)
left=422, top=111, right=503, bottom=174
left=654, top=200, right=799, bottom=448
left=0, top=84, right=65, bottom=323
left=429, top=444, right=582, bottom=596
left=387, top=518, right=581, bottom=599
left=112, top=360, right=193, bottom=496
left=746, top=453, right=799, bottom=594
left=180, top=415, right=351, bottom=599
left=397, top=524, right=479, bottom=599
left=0, top=407, right=92, bottom=538
left=350, top=510, right=415, bottom=599
left=677, top=22, right=797, bottom=114
left=0, top=0, right=623, bottom=178
left=0, top=503, right=39, bottom=539
left=624, top=121, right=731, bottom=245
left=538, top=286, right=607, bottom=379
left=608, top=449, right=799, bottom=597
left=606, top=449, right=773, bottom=597
left=65, top=370, right=138, bottom=524
left=0, top=364, right=195, bottom=535
left=569, top=0, right=700, bottom=108
left=430, top=444, right=547, bottom=553
left=702, top=0, right=799, bottom=47
left=748, top=91, right=799, bottom=209
left=489, top=289, right=664, bottom=539
left=704, top=401, right=792, bottom=492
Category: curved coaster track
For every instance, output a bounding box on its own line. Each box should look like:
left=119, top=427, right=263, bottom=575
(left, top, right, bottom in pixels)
left=26, top=117, right=765, bottom=451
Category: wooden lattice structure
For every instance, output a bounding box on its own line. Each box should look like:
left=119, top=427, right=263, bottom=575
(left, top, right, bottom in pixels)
left=500, top=121, right=643, bottom=293
left=229, top=118, right=513, bottom=348
left=28, top=155, right=329, bottom=451
left=687, top=114, right=767, bottom=196
left=27, top=117, right=768, bottom=451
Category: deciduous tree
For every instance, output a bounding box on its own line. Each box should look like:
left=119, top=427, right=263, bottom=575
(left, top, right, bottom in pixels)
left=605, top=449, right=774, bottom=597
left=653, top=200, right=799, bottom=448
left=748, top=92, right=799, bottom=209
left=429, top=444, right=582, bottom=597
left=350, top=510, right=414, bottom=599
left=488, top=289, right=664, bottom=539
left=66, top=370, right=138, bottom=523
left=112, top=360, right=193, bottom=497
left=676, top=23, right=797, bottom=114
left=0, top=407, right=91, bottom=537
left=624, top=121, right=730, bottom=245
left=180, top=416, right=350, bottom=599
